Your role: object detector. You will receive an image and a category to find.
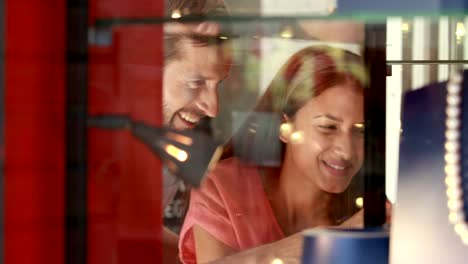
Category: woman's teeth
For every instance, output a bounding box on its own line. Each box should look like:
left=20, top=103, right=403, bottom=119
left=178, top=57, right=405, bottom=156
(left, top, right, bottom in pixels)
left=324, top=161, right=346, bottom=170
left=179, top=111, right=200, bottom=123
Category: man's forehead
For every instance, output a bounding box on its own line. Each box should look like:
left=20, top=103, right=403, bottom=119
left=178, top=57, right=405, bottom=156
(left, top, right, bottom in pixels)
left=179, top=36, right=231, bottom=54
left=177, top=42, right=232, bottom=66
left=179, top=65, right=230, bottom=81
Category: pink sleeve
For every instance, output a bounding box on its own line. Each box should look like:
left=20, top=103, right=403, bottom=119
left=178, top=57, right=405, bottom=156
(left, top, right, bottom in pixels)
left=178, top=171, right=238, bottom=264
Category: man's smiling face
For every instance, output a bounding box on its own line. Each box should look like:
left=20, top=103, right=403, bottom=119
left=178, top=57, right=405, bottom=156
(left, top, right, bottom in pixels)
left=163, top=37, right=232, bottom=129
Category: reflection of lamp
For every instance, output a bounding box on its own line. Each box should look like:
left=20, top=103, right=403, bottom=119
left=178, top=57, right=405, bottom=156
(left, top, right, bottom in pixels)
left=87, top=115, right=223, bottom=187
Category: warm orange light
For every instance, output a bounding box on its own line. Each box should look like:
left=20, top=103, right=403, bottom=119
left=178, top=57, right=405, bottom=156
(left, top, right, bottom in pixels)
left=445, top=142, right=459, bottom=152
left=401, top=23, right=410, bottom=32
left=455, top=223, right=467, bottom=235
left=445, top=153, right=459, bottom=164
left=290, top=131, right=304, bottom=144
left=462, top=234, right=468, bottom=245
left=280, top=123, right=293, bottom=138
left=271, top=258, right=284, bottom=264
left=355, top=197, right=364, bottom=208
left=449, top=212, right=462, bottom=223
left=448, top=199, right=462, bottom=211
left=354, top=123, right=365, bottom=129
left=445, top=175, right=460, bottom=186
left=445, top=165, right=458, bottom=175
left=456, top=22, right=466, bottom=39
left=447, top=187, right=461, bottom=199
left=165, top=144, right=188, bottom=162
left=166, top=132, right=193, bottom=145
left=171, top=9, right=182, bottom=19
left=280, top=26, right=293, bottom=38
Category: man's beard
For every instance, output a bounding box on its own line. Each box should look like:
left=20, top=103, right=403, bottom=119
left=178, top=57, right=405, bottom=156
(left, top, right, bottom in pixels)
left=162, top=100, right=206, bottom=129
left=162, top=100, right=175, bottom=127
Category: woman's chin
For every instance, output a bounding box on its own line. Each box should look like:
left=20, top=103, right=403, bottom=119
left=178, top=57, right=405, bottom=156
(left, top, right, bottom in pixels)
left=317, top=170, right=352, bottom=193
left=317, top=178, right=350, bottom=194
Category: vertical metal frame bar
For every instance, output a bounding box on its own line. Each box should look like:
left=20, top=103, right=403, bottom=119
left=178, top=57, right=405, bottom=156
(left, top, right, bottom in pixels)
left=402, top=19, right=413, bottom=91
left=412, top=17, right=431, bottom=89
left=385, top=18, right=403, bottom=203
left=66, top=0, right=88, bottom=263
left=364, top=24, right=387, bottom=227
left=438, top=17, right=450, bottom=81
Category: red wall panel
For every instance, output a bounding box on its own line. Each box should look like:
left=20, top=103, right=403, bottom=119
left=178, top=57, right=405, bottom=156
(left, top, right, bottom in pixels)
left=89, top=0, right=164, bottom=25
left=4, top=1, right=164, bottom=263
left=88, top=1, right=164, bottom=263
left=5, top=1, right=66, bottom=264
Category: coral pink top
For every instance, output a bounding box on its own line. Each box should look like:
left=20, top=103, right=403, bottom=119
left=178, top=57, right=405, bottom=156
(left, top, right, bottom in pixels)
left=178, top=158, right=285, bottom=264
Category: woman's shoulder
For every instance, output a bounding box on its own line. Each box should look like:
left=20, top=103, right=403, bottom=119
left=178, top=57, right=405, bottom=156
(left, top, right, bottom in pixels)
left=193, top=157, right=264, bottom=209
left=206, top=157, right=261, bottom=190
left=211, top=157, right=255, bottom=173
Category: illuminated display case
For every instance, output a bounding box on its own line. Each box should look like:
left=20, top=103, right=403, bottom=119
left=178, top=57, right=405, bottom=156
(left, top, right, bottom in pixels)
left=75, top=1, right=468, bottom=263
left=3, top=1, right=468, bottom=264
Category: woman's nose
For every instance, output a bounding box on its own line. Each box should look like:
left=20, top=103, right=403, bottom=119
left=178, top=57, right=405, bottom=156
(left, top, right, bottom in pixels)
left=333, top=133, right=354, bottom=160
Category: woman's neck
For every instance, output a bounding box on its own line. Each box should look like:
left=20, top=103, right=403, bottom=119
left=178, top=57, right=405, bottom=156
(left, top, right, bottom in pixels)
left=262, top=157, right=337, bottom=235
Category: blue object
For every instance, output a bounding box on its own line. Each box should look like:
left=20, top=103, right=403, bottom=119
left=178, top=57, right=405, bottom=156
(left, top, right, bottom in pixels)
left=390, top=72, right=468, bottom=263
left=337, top=0, right=468, bottom=14
left=301, top=228, right=389, bottom=264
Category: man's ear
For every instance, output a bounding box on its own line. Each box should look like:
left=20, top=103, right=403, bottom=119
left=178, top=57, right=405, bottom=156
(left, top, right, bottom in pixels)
left=279, top=114, right=293, bottom=143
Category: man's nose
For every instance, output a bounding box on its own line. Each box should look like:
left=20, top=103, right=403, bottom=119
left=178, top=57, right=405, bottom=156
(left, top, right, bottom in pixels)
left=196, top=86, right=219, bottom=117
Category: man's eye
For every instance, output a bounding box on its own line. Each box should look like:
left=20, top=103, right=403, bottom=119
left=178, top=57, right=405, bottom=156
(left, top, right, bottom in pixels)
left=187, top=80, right=205, bottom=89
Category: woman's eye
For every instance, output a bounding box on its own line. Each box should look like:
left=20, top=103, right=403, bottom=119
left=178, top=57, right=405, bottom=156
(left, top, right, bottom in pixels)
left=353, top=123, right=365, bottom=135
left=355, top=128, right=365, bottom=136
left=318, top=125, right=337, bottom=131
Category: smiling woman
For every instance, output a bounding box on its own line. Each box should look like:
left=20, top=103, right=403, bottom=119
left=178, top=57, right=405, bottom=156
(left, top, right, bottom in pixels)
left=178, top=46, right=368, bottom=264
left=287, top=85, right=364, bottom=194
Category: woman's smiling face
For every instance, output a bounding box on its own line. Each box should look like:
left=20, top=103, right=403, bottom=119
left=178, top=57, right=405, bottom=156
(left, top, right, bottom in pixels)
left=285, top=84, right=364, bottom=193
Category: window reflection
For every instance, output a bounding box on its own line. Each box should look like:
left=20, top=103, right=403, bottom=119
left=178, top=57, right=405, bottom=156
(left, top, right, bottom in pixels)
left=179, top=45, right=367, bottom=263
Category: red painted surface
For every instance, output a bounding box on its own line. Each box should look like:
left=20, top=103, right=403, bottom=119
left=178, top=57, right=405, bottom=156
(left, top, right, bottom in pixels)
left=88, top=1, right=164, bottom=263
left=4, top=1, right=66, bottom=264
left=89, top=0, right=164, bottom=25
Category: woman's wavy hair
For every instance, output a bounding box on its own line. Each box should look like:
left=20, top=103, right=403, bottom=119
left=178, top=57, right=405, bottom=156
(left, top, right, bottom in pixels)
left=231, top=46, right=368, bottom=222
left=231, top=45, right=367, bottom=165
left=255, top=45, right=367, bottom=118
